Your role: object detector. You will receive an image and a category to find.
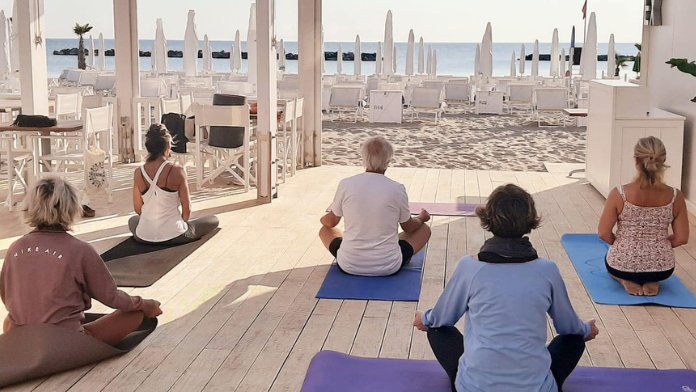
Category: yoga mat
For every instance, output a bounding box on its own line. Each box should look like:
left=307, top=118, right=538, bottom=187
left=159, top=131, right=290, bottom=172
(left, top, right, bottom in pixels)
left=0, top=314, right=157, bottom=388
left=300, top=351, right=696, bottom=392
left=562, top=234, right=696, bottom=308
left=409, top=202, right=477, bottom=217
left=102, top=229, right=219, bottom=288
left=315, top=248, right=426, bottom=302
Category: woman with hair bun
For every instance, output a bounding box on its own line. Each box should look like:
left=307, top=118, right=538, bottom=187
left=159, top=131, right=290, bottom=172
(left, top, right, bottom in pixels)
left=599, top=136, right=689, bottom=296
left=129, top=124, right=219, bottom=244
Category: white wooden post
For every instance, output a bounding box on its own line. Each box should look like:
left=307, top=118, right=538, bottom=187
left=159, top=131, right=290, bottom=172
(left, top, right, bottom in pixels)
left=256, top=0, right=278, bottom=201
left=113, top=0, right=140, bottom=161
left=298, top=0, right=322, bottom=167
left=17, top=0, right=48, bottom=115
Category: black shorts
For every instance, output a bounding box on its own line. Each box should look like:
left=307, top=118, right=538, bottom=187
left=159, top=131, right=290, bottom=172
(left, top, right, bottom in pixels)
left=605, top=260, right=674, bottom=285
left=329, top=238, right=415, bottom=274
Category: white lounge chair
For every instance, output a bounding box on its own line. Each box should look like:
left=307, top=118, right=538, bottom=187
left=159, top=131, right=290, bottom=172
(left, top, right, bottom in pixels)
left=329, top=86, right=364, bottom=122
left=407, top=87, right=444, bottom=123
left=444, top=82, right=471, bottom=112
left=533, top=88, right=569, bottom=126
left=506, top=83, right=536, bottom=114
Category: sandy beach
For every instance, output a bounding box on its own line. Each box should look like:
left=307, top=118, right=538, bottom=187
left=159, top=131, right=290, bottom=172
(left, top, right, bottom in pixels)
left=322, top=112, right=586, bottom=171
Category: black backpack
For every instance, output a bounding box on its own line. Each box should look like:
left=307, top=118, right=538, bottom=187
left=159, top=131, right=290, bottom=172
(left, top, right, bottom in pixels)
left=161, top=113, right=188, bottom=154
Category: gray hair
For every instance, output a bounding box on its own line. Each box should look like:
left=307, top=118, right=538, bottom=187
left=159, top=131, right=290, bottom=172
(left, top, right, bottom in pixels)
left=21, top=178, right=81, bottom=231
left=361, top=137, right=394, bottom=172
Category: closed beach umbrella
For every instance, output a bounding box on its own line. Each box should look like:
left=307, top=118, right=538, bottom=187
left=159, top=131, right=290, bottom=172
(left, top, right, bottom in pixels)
left=87, top=35, right=95, bottom=69
left=418, top=37, right=425, bottom=74
left=336, top=44, right=343, bottom=74
left=230, top=44, right=236, bottom=72
left=480, top=22, right=493, bottom=78
left=581, top=12, right=598, bottom=81
left=354, top=35, right=362, bottom=76
left=375, top=41, right=382, bottom=75
left=519, top=44, right=526, bottom=75
left=383, top=10, right=394, bottom=76
left=561, top=48, right=567, bottom=76
left=98, top=33, right=105, bottom=70
left=203, top=34, right=212, bottom=73
left=9, top=0, right=18, bottom=72
left=550, top=28, right=560, bottom=77
left=607, top=34, right=616, bottom=77
left=432, top=50, right=437, bottom=77
left=0, top=13, right=9, bottom=75
left=510, top=51, right=516, bottom=77
left=183, top=10, right=199, bottom=77
left=393, top=44, right=397, bottom=75
left=405, top=29, right=415, bottom=76
left=426, top=44, right=432, bottom=75
left=247, top=3, right=257, bottom=85
left=278, top=38, right=286, bottom=70
left=234, top=30, right=242, bottom=72
left=474, top=43, right=480, bottom=76
left=154, top=19, right=167, bottom=74
left=532, top=40, right=540, bottom=77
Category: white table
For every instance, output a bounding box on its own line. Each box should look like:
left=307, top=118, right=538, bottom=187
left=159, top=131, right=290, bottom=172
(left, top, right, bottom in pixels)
left=475, top=91, right=505, bottom=115
left=369, top=90, right=403, bottom=124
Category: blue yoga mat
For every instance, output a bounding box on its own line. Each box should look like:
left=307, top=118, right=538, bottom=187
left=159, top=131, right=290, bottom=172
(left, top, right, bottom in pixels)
left=316, top=248, right=426, bottom=302
left=562, top=234, right=696, bottom=308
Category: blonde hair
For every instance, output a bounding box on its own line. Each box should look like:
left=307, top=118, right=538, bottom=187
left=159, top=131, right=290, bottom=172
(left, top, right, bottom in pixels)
left=361, top=136, right=394, bottom=172
left=21, top=178, right=81, bottom=231
left=634, top=136, right=669, bottom=188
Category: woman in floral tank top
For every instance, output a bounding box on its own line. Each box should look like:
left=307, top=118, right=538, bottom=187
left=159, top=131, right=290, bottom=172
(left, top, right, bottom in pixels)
left=598, top=137, right=689, bottom=296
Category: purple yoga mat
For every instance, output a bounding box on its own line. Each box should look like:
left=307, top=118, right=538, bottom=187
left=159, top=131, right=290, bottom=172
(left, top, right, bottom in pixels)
left=300, top=351, right=696, bottom=392
left=409, top=203, right=478, bottom=217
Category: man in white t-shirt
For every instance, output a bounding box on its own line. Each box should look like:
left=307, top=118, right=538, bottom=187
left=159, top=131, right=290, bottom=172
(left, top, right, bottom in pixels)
left=319, top=137, right=432, bottom=276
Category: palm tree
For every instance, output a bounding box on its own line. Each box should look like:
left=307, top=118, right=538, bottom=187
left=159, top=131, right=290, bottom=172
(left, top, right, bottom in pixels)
left=73, top=23, right=93, bottom=70
left=615, top=55, right=630, bottom=77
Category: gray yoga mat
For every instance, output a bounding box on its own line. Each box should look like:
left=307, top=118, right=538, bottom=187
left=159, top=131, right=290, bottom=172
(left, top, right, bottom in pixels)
left=0, top=314, right=157, bottom=388
left=102, top=229, right=219, bottom=287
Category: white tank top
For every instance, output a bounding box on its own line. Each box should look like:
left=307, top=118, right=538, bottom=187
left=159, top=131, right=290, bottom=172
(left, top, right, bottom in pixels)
left=135, top=161, right=188, bottom=242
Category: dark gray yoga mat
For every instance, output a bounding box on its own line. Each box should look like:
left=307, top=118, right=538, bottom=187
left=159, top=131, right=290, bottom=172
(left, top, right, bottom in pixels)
left=102, top=229, right=219, bottom=287
left=0, top=314, right=157, bottom=388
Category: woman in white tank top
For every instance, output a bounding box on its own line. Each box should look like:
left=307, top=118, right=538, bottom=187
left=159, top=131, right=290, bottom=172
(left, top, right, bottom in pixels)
left=129, top=124, right=219, bottom=244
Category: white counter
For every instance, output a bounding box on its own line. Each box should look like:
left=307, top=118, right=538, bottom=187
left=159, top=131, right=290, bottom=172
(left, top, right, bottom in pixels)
left=586, top=80, right=685, bottom=197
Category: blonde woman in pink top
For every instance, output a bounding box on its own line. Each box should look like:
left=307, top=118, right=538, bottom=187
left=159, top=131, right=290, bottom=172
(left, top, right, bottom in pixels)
left=0, top=178, right=163, bottom=345
left=599, top=137, right=689, bottom=296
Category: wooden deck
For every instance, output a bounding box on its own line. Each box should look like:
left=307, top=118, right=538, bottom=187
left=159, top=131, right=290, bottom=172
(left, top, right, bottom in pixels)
left=2, top=164, right=696, bottom=391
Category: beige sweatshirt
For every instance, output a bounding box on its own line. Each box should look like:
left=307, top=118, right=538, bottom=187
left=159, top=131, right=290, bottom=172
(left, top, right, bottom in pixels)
left=1, top=230, right=145, bottom=332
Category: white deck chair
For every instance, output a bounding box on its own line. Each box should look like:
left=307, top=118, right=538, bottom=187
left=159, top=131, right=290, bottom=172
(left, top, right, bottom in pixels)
left=277, top=98, right=296, bottom=183
left=93, top=75, right=116, bottom=95
left=422, top=80, right=445, bottom=91
left=444, top=82, right=471, bottom=112
left=217, top=81, right=255, bottom=96
left=55, top=93, right=82, bottom=120
left=293, top=97, right=305, bottom=172
left=533, top=88, right=569, bottom=126
left=329, top=86, right=363, bottom=122
left=195, top=104, right=255, bottom=192
left=1, top=132, right=32, bottom=211
left=78, top=71, right=100, bottom=88
left=506, top=83, right=535, bottom=113
left=408, top=87, right=444, bottom=123
left=180, top=93, right=194, bottom=115
left=160, top=97, right=183, bottom=115
left=65, top=70, right=84, bottom=86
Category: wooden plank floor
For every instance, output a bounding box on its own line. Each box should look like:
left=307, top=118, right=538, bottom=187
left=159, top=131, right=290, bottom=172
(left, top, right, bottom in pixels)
left=2, top=164, right=696, bottom=391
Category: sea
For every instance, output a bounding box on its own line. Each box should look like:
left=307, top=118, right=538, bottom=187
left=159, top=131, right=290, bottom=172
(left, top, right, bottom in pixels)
left=46, top=38, right=640, bottom=80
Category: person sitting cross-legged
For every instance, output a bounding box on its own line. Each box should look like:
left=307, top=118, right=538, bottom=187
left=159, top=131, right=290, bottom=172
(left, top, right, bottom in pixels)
left=319, top=136, right=431, bottom=276
left=414, top=184, right=599, bottom=392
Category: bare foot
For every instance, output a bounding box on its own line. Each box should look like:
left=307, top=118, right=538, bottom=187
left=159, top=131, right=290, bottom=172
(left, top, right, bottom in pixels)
left=620, top=279, right=644, bottom=296
left=643, top=282, right=660, bottom=297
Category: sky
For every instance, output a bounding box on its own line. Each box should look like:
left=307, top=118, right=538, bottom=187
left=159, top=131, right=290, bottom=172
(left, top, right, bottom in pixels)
left=0, top=0, right=643, bottom=43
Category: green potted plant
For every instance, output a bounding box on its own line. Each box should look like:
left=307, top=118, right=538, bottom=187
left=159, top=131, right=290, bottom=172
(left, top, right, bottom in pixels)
left=615, top=55, right=630, bottom=77
left=73, top=23, right=93, bottom=70
left=666, top=58, right=696, bottom=102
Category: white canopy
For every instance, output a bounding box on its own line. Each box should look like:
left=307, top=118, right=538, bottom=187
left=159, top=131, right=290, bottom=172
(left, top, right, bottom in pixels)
left=607, top=33, right=616, bottom=78
left=480, top=22, right=493, bottom=78
left=87, top=34, right=95, bottom=69
left=510, top=51, right=516, bottom=77
left=0, top=12, right=10, bottom=75
left=383, top=10, right=394, bottom=76
left=203, top=34, right=212, bottom=73
left=561, top=48, right=567, bottom=77
left=247, top=3, right=257, bottom=85
left=581, top=12, right=598, bottom=80
left=550, top=28, right=560, bottom=77
left=532, top=40, right=540, bottom=77
left=426, top=44, right=432, bottom=75
left=354, top=35, right=362, bottom=76
left=278, top=38, right=286, bottom=70
left=234, top=30, right=242, bottom=72
left=9, top=0, right=18, bottom=72
left=432, top=49, right=437, bottom=77
left=336, top=43, right=343, bottom=74
left=375, top=41, right=382, bottom=75
left=474, top=43, right=480, bottom=76
left=418, top=37, right=425, bottom=75
left=183, top=10, right=199, bottom=77
left=98, top=33, right=105, bottom=70
left=153, top=18, right=167, bottom=74
left=405, top=29, right=415, bottom=76
left=519, top=44, right=526, bottom=75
